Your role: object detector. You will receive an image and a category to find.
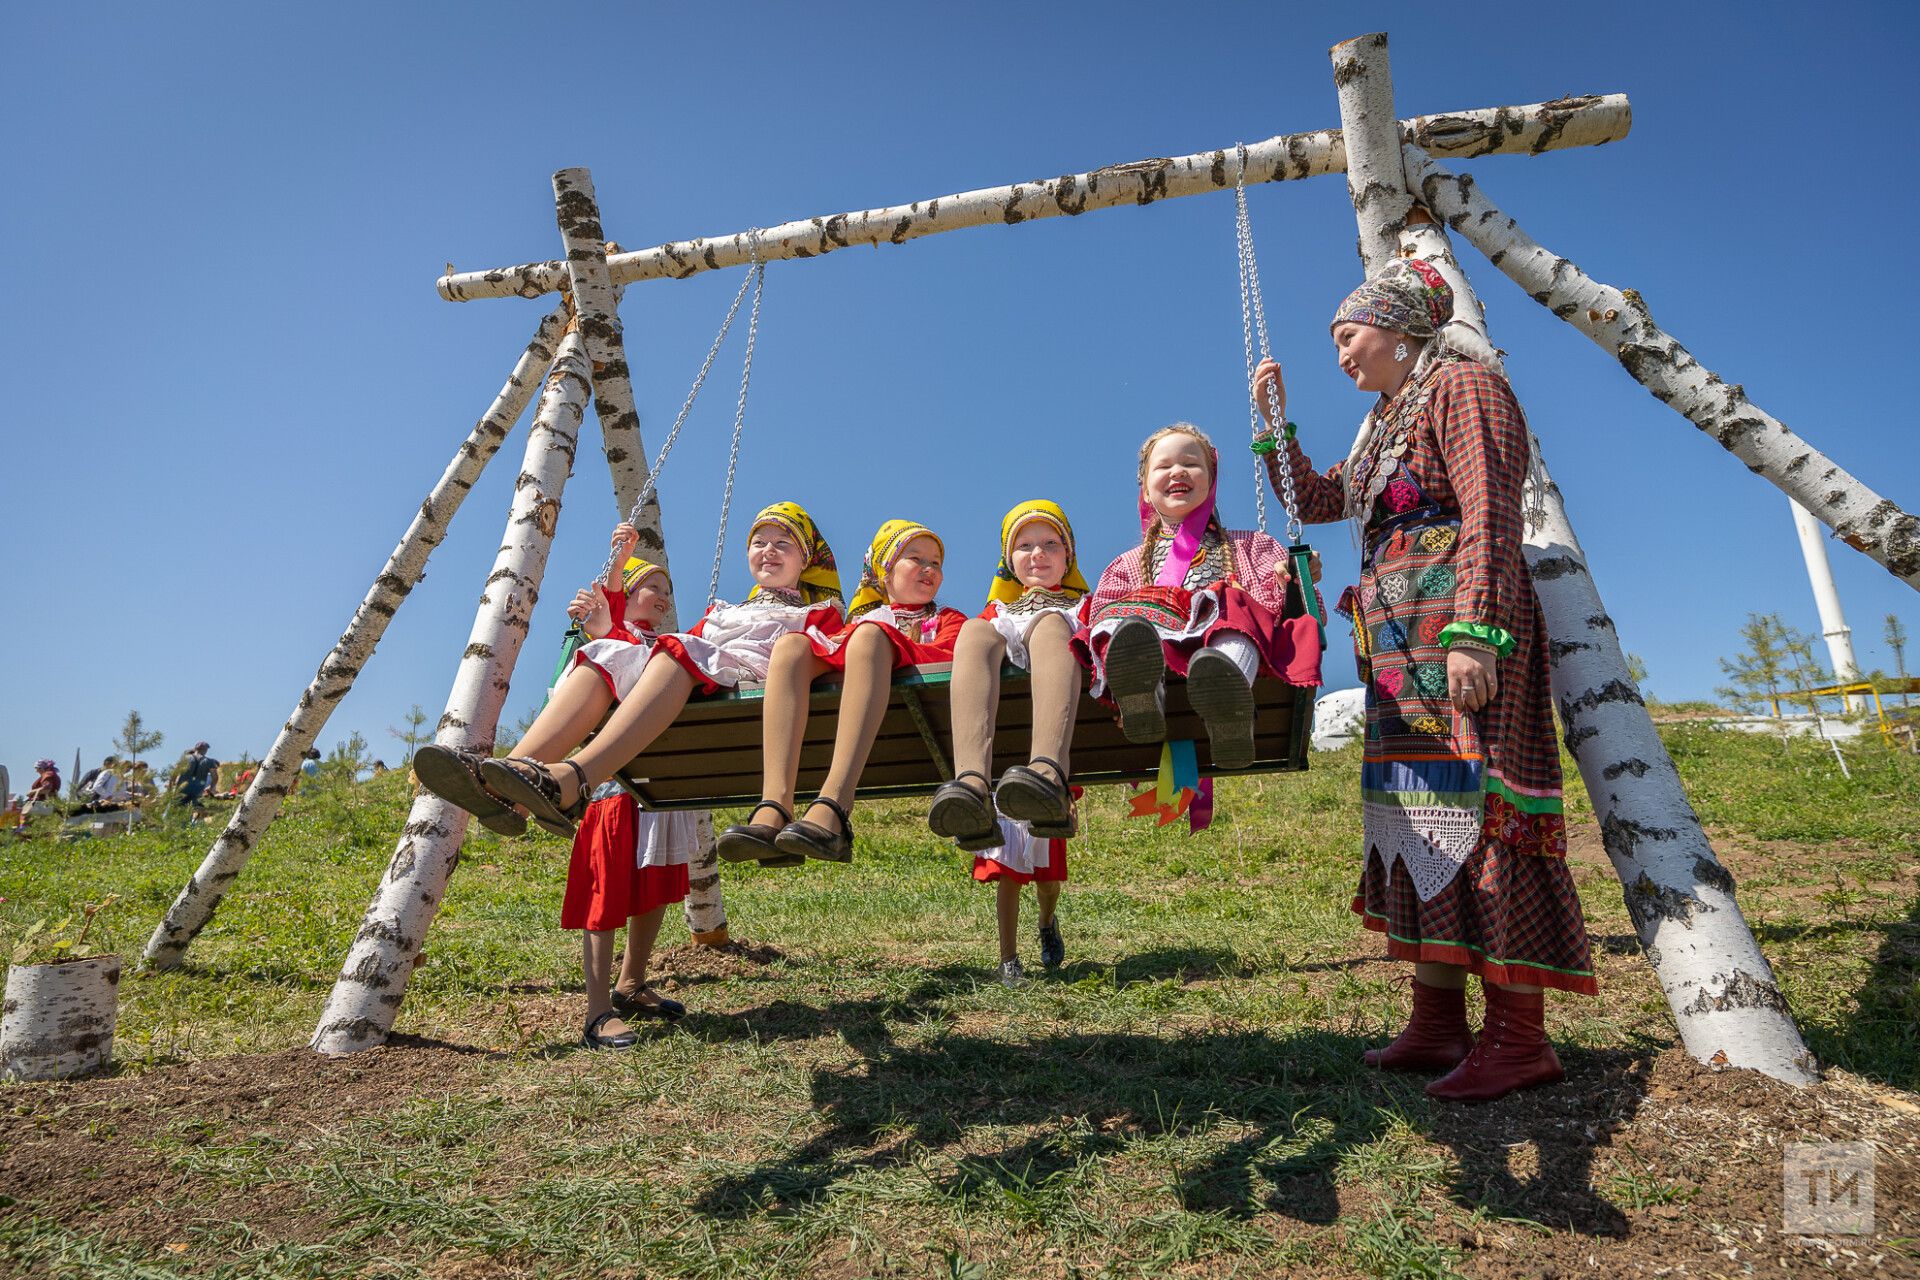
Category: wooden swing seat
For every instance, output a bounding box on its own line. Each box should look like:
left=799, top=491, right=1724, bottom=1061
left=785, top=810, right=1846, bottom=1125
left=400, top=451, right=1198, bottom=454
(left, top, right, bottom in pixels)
left=612, top=663, right=1314, bottom=811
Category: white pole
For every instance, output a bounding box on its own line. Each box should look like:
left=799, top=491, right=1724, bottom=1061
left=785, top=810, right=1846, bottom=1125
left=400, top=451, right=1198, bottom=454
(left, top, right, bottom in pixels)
left=1790, top=498, right=1861, bottom=710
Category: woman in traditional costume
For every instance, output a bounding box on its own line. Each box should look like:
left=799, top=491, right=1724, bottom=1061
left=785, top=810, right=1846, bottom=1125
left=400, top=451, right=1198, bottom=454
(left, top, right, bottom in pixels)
left=1072, top=425, right=1321, bottom=768
left=1254, top=256, right=1595, bottom=1102
left=718, top=519, right=967, bottom=865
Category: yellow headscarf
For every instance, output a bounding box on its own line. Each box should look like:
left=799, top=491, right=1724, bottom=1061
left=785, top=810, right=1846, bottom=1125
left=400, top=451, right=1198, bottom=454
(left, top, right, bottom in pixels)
left=621, top=556, right=668, bottom=594
left=849, top=519, right=944, bottom=617
left=988, top=500, right=1089, bottom=607
left=745, top=501, right=841, bottom=605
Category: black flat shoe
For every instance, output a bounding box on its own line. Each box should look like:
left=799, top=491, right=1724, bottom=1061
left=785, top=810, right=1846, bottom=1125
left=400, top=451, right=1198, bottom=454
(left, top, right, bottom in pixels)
left=1038, top=919, right=1065, bottom=970
left=994, top=756, right=1076, bottom=839
left=775, top=796, right=855, bottom=863
left=481, top=757, right=589, bottom=838
left=1104, top=618, right=1167, bottom=744
left=717, top=801, right=791, bottom=862
left=413, top=745, right=528, bottom=837
left=928, top=771, right=1000, bottom=851
left=611, top=987, right=686, bottom=1020
left=1186, top=648, right=1257, bottom=770
left=582, top=1009, right=640, bottom=1050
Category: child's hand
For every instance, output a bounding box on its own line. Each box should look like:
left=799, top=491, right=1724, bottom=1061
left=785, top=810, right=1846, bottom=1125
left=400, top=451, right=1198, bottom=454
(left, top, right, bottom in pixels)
left=610, top=523, right=640, bottom=558
left=1307, top=550, right=1323, bottom=583
left=569, top=587, right=613, bottom=638
left=1252, top=358, right=1287, bottom=429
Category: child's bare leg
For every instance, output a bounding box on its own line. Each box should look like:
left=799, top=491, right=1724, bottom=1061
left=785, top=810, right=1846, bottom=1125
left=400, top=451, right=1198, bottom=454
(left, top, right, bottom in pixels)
left=508, top=665, right=616, bottom=761
left=949, top=618, right=1006, bottom=784
left=1035, top=879, right=1062, bottom=927
left=995, top=880, right=1021, bottom=964
left=1026, top=613, right=1081, bottom=776
left=811, top=626, right=894, bottom=828
left=563, top=657, right=700, bottom=804
left=762, top=633, right=833, bottom=814
left=582, top=930, right=628, bottom=1035
left=614, top=906, right=668, bottom=1001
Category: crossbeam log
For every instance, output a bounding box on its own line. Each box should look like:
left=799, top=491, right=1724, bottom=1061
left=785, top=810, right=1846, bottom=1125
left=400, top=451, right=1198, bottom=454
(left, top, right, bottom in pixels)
left=437, top=95, right=1630, bottom=301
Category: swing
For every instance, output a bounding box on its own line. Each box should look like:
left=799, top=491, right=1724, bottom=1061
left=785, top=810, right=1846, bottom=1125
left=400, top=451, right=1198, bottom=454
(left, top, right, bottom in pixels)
left=605, top=169, right=1321, bottom=811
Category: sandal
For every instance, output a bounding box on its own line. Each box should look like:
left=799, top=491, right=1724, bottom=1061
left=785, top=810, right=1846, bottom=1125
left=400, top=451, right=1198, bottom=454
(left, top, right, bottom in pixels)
left=928, top=771, right=1000, bottom=851
left=611, top=985, right=686, bottom=1021
left=582, top=1009, right=639, bottom=1051
left=1186, top=648, right=1257, bottom=770
left=994, top=756, right=1076, bottom=839
left=413, top=744, right=528, bottom=837
left=716, top=801, right=792, bottom=863
left=1103, top=618, right=1167, bottom=744
left=775, top=796, right=855, bottom=864
left=480, top=757, right=588, bottom=839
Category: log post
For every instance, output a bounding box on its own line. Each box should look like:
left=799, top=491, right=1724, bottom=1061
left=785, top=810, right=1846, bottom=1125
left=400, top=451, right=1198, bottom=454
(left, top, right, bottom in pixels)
left=1405, top=149, right=1919, bottom=590
left=1331, top=33, right=1415, bottom=275
left=312, top=326, right=593, bottom=1054
left=551, top=168, right=729, bottom=947
left=1330, top=33, right=1816, bottom=1083
left=142, top=307, right=568, bottom=971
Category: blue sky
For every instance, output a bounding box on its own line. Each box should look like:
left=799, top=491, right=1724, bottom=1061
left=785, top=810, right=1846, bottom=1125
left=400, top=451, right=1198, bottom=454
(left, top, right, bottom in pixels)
left=4, top=2, right=1916, bottom=783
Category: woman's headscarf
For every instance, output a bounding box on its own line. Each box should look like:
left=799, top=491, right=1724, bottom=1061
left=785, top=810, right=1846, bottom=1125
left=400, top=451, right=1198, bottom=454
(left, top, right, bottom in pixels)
left=620, top=556, right=668, bottom=595
left=746, top=501, right=841, bottom=604
left=989, top=500, right=1090, bottom=605
left=1330, top=257, right=1454, bottom=339
left=1136, top=425, right=1223, bottom=588
left=34, top=759, right=56, bottom=773
left=849, top=519, right=943, bottom=617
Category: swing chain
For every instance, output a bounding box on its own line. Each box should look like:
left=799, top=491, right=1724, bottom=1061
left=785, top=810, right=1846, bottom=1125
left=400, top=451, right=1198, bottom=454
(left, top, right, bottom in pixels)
left=1235, top=143, right=1302, bottom=545
left=707, top=230, right=766, bottom=608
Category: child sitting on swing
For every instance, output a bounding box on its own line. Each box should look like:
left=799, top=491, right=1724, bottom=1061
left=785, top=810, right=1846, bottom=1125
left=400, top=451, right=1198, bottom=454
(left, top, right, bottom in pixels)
left=929, top=500, right=1089, bottom=985
left=717, top=519, right=967, bottom=865
left=1074, top=424, right=1322, bottom=767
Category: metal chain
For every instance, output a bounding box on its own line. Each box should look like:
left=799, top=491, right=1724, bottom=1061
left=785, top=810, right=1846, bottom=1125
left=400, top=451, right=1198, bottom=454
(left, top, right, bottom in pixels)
left=707, top=231, right=765, bottom=607
left=1235, top=143, right=1302, bottom=544
left=593, top=254, right=761, bottom=592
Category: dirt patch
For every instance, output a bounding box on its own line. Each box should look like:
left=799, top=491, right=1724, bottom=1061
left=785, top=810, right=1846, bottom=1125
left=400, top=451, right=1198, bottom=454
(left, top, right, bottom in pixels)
left=653, top=938, right=791, bottom=987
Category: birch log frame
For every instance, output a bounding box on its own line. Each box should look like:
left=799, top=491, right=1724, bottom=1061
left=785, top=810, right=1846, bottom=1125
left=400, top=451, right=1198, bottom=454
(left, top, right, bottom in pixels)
left=312, top=329, right=594, bottom=1054
left=1328, top=34, right=1815, bottom=1083
left=436, top=95, right=1630, bottom=301
left=1, top=956, right=120, bottom=1081
left=142, top=307, right=568, bottom=972
left=551, top=168, right=730, bottom=946
left=1406, top=149, right=1920, bottom=589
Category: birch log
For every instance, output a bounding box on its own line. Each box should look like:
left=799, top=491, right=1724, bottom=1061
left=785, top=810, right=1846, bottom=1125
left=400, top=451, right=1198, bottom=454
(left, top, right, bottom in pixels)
left=0, top=957, right=120, bottom=1081
left=437, top=95, right=1630, bottom=301
left=142, top=307, right=568, bottom=971
left=1407, top=150, right=1920, bottom=589
left=551, top=168, right=729, bottom=946
left=1332, top=33, right=1416, bottom=275
left=312, top=328, right=593, bottom=1054
left=1330, top=33, right=1816, bottom=1083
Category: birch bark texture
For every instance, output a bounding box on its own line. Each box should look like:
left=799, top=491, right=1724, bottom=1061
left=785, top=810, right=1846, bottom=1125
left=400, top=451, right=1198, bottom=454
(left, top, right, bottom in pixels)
left=438, top=95, right=1630, bottom=301
left=1331, top=33, right=1416, bottom=275
left=1406, top=149, right=1920, bottom=589
left=312, top=328, right=593, bottom=1054
left=0, top=957, right=120, bottom=1081
left=551, top=168, right=729, bottom=946
left=142, top=307, right=568, bottom=972
left=1330, top=34, right=1816, bottom=1084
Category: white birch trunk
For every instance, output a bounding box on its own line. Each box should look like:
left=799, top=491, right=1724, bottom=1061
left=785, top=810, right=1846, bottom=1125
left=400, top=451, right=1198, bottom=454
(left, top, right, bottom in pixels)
left=142, top=307, right=568, bottom=971
left=551, top=168, right=729, bottom=947
left=1331, top=33, right=1416, bottom=275
left=437, top=95, right=1631, bottom=301
left=1333, top=34, right=1816, bottom=1084
left=1, top=957, right=120, bottom=1081
left=1406, top=149, right=1920, bottom=589
left=311, top=327, right=593, bottom=1054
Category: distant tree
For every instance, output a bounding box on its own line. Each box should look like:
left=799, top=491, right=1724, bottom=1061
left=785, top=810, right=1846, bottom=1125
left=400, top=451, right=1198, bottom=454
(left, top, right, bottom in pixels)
left=325, top=732, right=372, bottom=782
left=1888, top=614, right=1912, bottom=710
left=114, top=710, right=164, bottom=771
left=388, top=703, right=432, bottom=765
left=1778, top=626, right=1833, bottom=718
left=1717, top=614, right=1801, bottom=730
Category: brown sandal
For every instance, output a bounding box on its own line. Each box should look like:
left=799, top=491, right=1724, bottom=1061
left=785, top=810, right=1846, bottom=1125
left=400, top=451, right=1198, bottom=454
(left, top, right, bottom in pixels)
left=716, top=801, right=792, bottom=862
left=480, top=757, right=588, bottom=838
left=412, top=744, right=527, bottom=837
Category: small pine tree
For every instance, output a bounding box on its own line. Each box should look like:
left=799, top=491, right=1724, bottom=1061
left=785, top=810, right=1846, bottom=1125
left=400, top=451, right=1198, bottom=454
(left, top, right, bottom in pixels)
left=1887, top=613, right=1912, bottom=710
left=325, top=732, right=372, bottom=782
left=114, top=710, right=164, bottom=771
left=388, top=703, right=432, bottom=765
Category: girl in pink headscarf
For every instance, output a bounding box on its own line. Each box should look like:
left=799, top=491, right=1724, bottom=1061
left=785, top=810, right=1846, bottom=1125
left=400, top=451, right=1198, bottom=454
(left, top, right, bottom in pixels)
left=1072, top=423, right=1322, bottom=767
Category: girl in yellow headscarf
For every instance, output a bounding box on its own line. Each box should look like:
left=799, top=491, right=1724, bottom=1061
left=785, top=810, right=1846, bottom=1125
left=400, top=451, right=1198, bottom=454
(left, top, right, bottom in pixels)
left=928, top=500, right=1090, bottom=986
left=716, top=517, right=968, bottom=865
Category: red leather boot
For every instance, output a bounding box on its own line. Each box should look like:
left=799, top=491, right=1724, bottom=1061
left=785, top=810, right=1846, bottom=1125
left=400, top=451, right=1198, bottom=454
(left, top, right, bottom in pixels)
left=1425, top=982, right=1564, bottom=1102
left=1362, top=978, right=1475, bottom=1072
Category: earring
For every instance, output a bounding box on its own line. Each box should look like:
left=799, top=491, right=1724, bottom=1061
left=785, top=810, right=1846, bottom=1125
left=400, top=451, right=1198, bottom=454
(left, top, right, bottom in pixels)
left=1394, top=342, right=1409, bottom=362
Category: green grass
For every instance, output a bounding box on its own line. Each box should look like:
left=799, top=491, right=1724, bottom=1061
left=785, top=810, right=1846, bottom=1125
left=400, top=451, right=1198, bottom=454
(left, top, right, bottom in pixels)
left=1, top=728, right=1916, bottom=1278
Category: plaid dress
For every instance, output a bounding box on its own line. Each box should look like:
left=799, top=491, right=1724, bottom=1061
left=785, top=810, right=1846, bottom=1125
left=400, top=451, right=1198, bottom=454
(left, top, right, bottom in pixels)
left=1272, top=358, right=1595, bottom=994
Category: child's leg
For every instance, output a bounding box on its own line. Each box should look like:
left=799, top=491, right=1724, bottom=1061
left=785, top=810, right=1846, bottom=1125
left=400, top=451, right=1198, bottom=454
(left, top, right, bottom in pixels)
left=510, top=665, right=617, bottom=761
left=761, top=632, right=834, bottom=814
left=582, top=929, right=628, bottom=1034
left=614, top=906, right=669, bottom=1000
left=1200, top=630, right=1260, bottom=683
left=564, top=657, right=700, bottom=803
left=1026, top=613, right=1082, bottom=776
left=1035, top=878, right=1062, bottom=927
left=809, top=625, right=895, bottom=830
left=1188, top=628, right=1260, bottom=770
left=949, top=618, right=1006, bottom=783
left=995, top=879, right=1022, bottom=964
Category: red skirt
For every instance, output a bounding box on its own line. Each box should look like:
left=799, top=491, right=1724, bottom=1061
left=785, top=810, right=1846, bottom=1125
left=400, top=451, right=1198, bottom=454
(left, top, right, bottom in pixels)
left=1074, top=583, right=1322, bottom=693
left=972, top=840, right=1069, bottom=885
left=811, top=617, right=953, bottom=672
left=561, top=795, right=690, bottom=932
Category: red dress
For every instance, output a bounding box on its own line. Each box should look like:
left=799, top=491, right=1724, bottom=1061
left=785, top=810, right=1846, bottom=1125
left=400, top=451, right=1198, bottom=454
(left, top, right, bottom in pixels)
left=559, top=791, right=693, bottom=932
left=809, top=603, right=968, bottom=671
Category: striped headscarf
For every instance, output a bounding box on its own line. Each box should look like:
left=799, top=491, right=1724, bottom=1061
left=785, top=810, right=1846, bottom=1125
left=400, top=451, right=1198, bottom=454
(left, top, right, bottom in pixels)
left=849, top=519, right=943, bottom=617
left=745, top=501, right=841, bottom=604
left=621, top=556, right=668, bottom=594
left=989, top=500, right=1089, bottom=606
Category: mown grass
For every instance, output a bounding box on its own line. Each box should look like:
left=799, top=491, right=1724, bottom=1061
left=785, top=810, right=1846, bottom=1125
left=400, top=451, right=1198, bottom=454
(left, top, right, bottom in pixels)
left=1, top=727, right=1915, bottom=1278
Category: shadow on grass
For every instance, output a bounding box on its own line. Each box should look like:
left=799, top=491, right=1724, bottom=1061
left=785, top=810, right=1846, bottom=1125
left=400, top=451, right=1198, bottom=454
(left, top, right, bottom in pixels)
left=1803, top=889, right=1920, bottom=1090
left=685, top=969, right=1653, bottom=1236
